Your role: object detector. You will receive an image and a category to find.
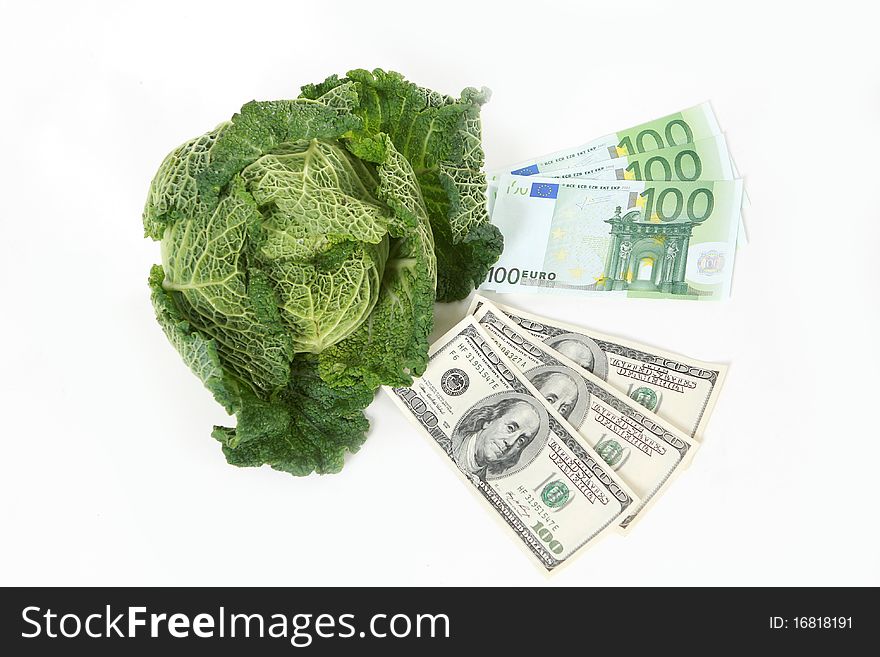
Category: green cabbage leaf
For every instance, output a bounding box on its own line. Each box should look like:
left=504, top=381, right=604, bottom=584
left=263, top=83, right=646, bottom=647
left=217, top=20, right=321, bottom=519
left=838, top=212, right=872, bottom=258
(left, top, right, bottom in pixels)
left=301, top=69, right=503, bottom=301
left=144, top=70, right=500, bottom=474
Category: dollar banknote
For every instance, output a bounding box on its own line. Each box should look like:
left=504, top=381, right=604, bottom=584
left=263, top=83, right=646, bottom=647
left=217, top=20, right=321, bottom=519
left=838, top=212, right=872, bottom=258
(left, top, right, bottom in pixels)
left=468, top=295, right=727, bottom=441
left=483, top=176, right=743, bottom=300
left=386, top=317, right=639, bottom=571
left=490, top=102, right=721, bottom=178
left=471, top=300, right=697, bottom=530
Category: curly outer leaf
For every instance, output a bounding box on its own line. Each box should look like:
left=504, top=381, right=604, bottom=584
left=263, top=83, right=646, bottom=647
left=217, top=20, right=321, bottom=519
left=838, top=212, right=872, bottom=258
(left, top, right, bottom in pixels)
left=213, top=358, right=374, bottom=476
left=154, top=264, right=373, bottom=475
left=159, top=177, right=295, bottom=395
left=302, top=68, right=502, bottom=301
left=150, top=264, right=242, bottom=414
left=199, top=98, right=362, bottom=207
left=434, top=221, right=505, bottom=302
left=143, top=123, right=229, bottom=241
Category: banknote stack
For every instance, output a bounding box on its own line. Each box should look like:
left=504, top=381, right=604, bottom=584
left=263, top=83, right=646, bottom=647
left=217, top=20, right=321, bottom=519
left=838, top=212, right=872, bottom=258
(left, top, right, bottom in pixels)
left=386, top=295, right=726, bottom=571
left=482, top=103, right=746, bottom=301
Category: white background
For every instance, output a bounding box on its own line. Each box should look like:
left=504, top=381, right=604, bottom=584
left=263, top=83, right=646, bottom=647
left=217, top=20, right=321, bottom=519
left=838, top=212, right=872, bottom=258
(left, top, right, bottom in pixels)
left=2, top=0, right=878, bottom=586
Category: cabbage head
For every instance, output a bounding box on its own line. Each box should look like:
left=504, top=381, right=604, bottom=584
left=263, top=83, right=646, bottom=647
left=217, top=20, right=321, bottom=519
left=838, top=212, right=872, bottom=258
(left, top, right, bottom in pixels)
left=144, top=69, right=502, bottom=475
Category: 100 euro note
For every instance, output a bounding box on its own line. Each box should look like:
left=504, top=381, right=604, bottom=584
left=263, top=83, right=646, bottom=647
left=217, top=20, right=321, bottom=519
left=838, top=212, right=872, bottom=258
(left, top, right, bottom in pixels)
left=385, top=316, right=639, bottom=571
left=483, top=176, right=743, bottom=300
left=526, top=134, right=749, bottom=249
left=491, top=102, right=721, bottom=177
left=468, top=295, right=727, bottom=441
left=471, top=301, right=697, bottom=530
left=542, top=135, right=734, bottom=182
left=486, top=135, right=737, bottom=214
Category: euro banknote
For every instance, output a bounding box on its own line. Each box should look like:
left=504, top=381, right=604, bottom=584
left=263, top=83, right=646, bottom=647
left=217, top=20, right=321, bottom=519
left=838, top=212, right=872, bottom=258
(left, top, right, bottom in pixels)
left=483, top=176, right=743, bottom=300
left=542, top=136, right=748, bottom=249
left=471, top=300, right=697, bottom=529
left=537, top=135, right=734, bottom=182
left=386, top=316, right=639, bottom=571
left=468, top=295, right=727, bottom=441
left=490, top=102, right=721, bottom=178
left=486, top=134, right=737, bottom=214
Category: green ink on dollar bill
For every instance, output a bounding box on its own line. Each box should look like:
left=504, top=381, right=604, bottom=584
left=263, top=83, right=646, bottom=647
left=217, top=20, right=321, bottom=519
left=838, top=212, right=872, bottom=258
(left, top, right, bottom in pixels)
left=470, top=301, right=698, bottom=530
left=468, top=295, right=728, bottom=441
left=385, top=317, right=638, bottom=571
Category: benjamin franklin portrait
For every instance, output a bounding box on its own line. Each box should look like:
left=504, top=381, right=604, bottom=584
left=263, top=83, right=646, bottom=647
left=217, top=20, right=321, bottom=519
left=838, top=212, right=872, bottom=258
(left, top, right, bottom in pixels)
left=544, top=332, right=608, bottom=380
left=451, top=393, right=549, bottom=481
left=525, top=365, right=589, bottom=427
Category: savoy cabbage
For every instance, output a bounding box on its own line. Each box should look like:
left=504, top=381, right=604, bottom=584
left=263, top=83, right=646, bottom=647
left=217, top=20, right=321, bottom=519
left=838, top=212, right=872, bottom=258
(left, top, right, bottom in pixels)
left=144, top=69, right=502, bottom=475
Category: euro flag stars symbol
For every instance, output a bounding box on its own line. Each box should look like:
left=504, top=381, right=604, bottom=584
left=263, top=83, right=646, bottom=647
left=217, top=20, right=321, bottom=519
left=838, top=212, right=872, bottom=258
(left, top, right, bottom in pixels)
left=511, top=164, right=540, bottom=176
left=530, top=182, right=559, bottom=199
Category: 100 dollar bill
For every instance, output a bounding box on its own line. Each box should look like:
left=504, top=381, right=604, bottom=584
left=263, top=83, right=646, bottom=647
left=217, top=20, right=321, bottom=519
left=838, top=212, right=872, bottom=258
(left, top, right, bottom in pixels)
left=490, top=102, right=721, bottom=178
left=468, top=295, right=727, bottom=441
left=472, top=301, right=697, bottom=529
left=485, top=176, right=743, bottom=300
left=386, top=317, right=639, bottom=571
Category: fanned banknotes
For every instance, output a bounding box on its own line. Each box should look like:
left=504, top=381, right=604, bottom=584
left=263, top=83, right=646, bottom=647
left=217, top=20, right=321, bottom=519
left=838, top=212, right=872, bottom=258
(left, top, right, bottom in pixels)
left=488, top=135, right=735, bottom=207
left=386, top=317, right=639, bottom=571
left=485, top=104, right=746, bottom=299
left=387, top=299, right=727, bottom=570
left=491, top=102, right=722, bottom=177
left=468, top=294, right=726, bottom=441
left=521, top=135, right=735, bottom=183
left=470, top=300, right=698, bottom=531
